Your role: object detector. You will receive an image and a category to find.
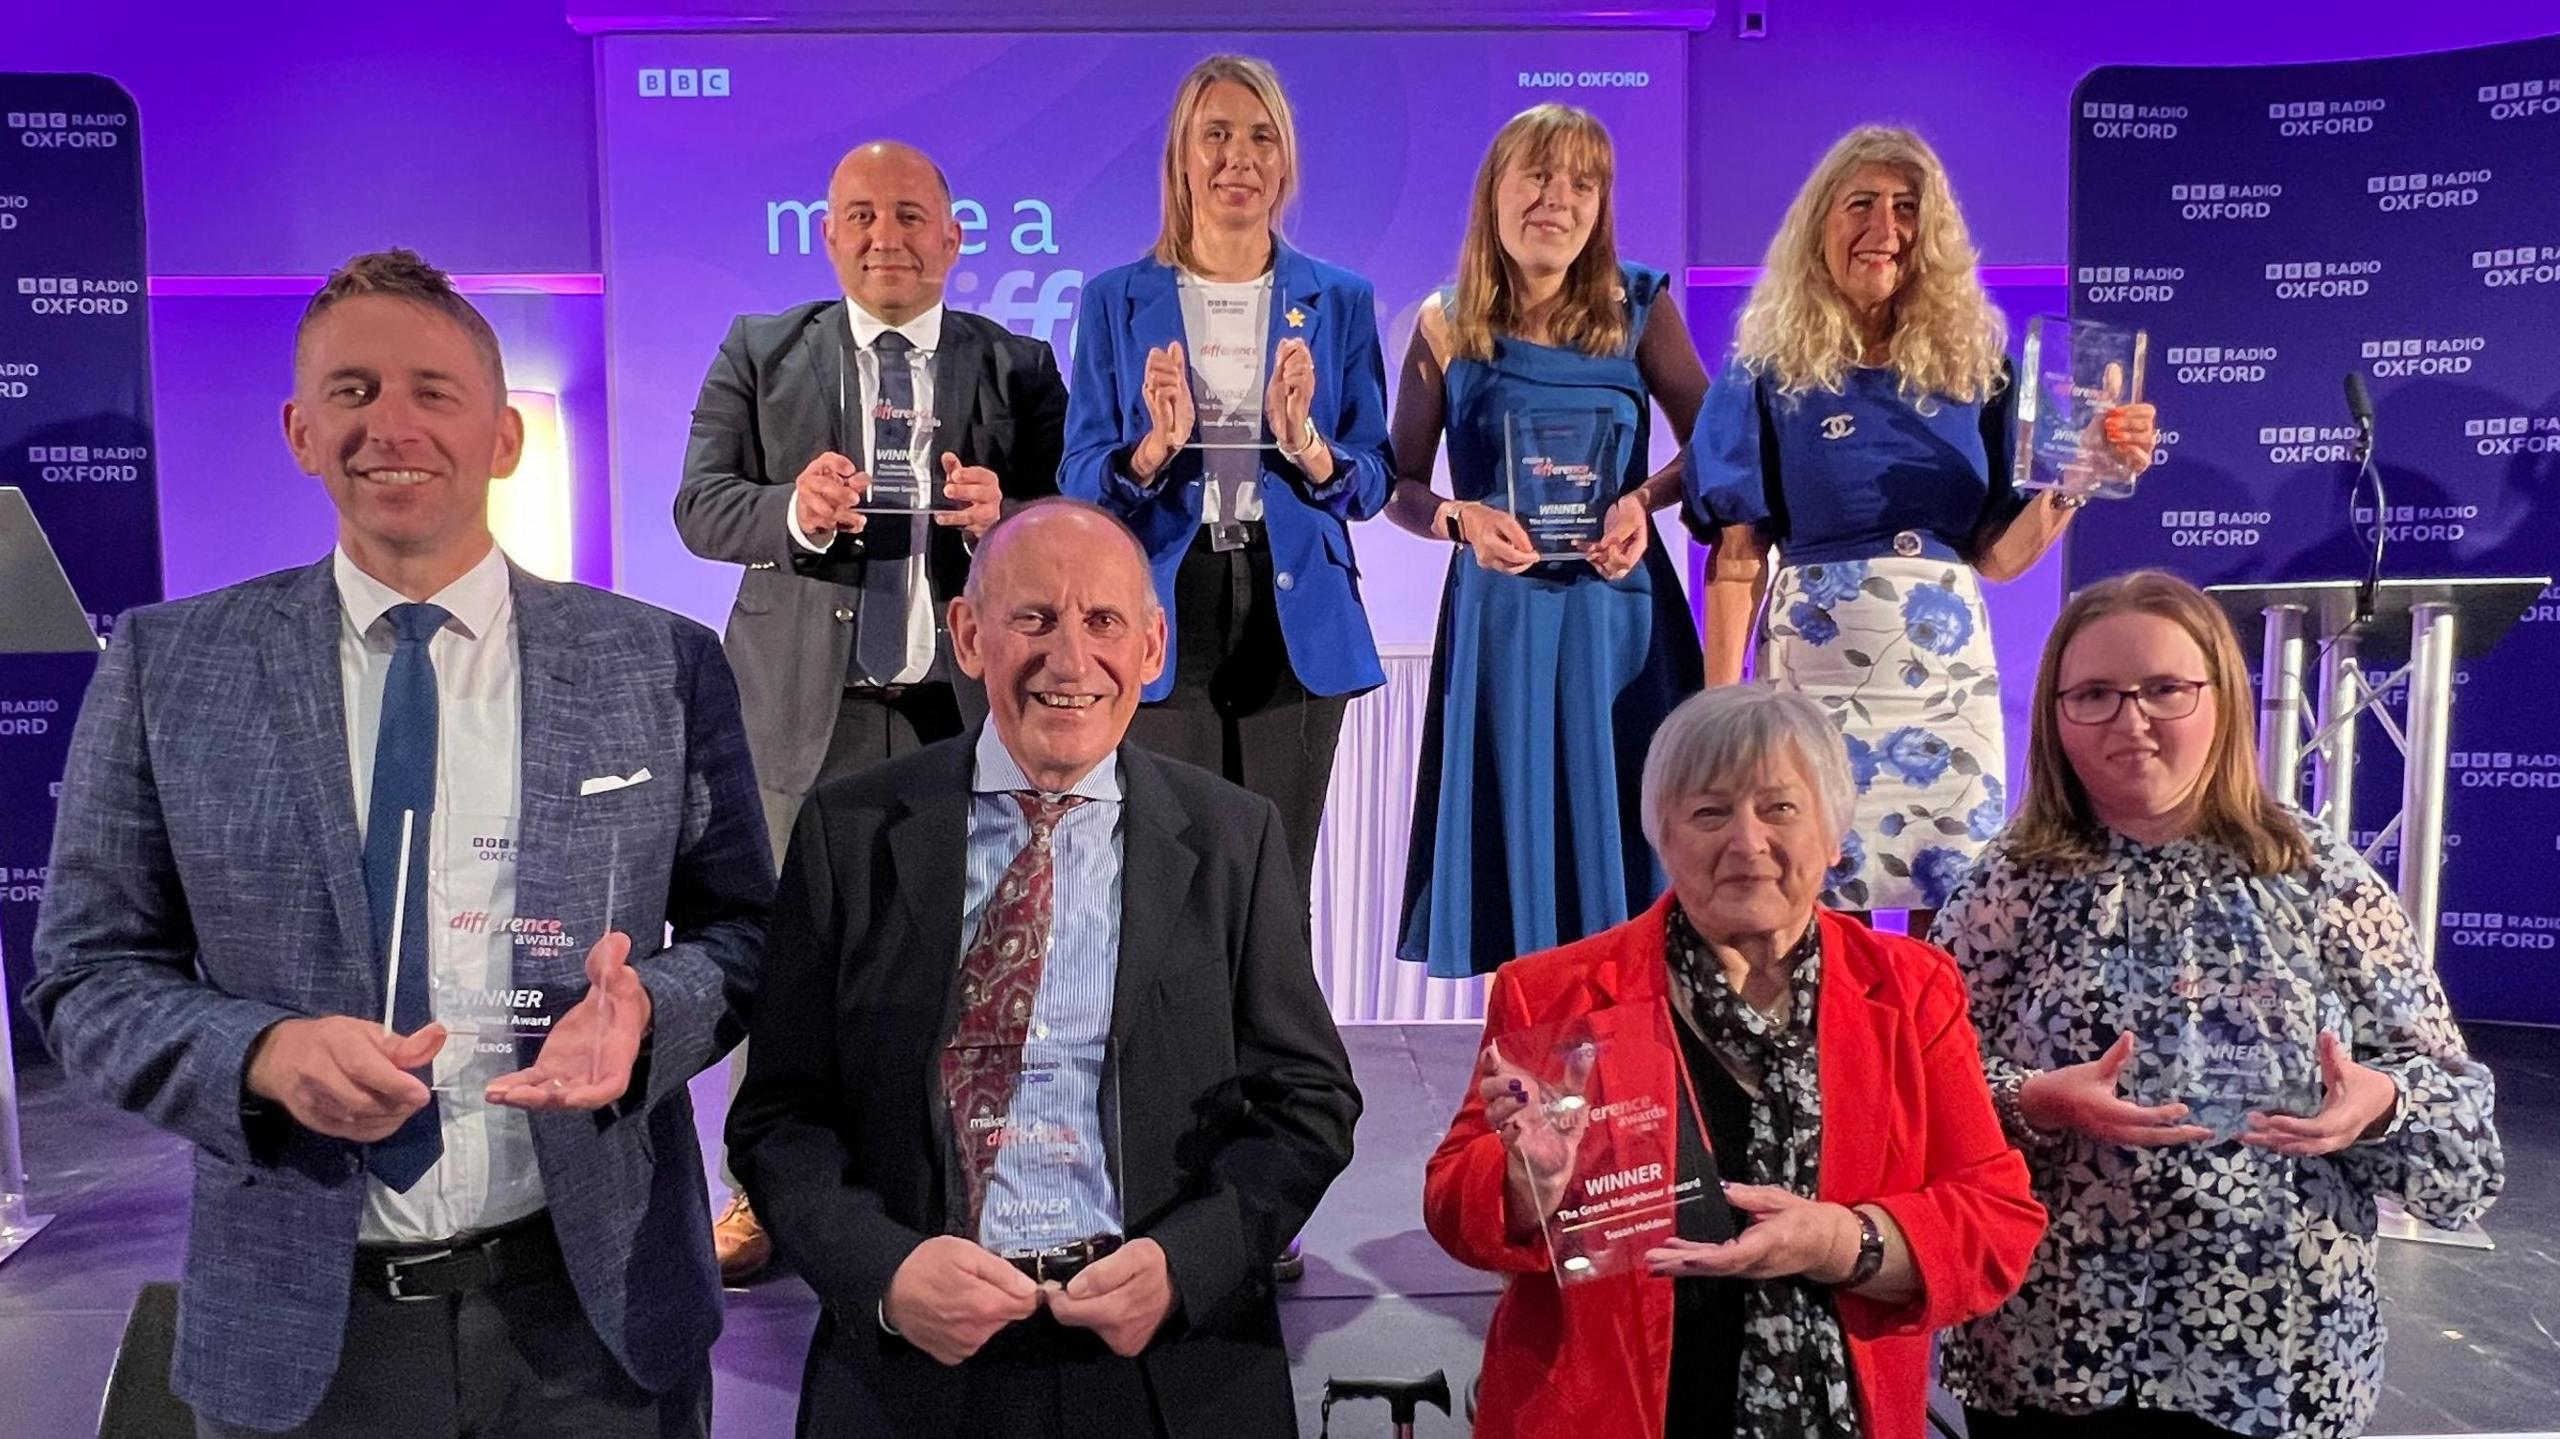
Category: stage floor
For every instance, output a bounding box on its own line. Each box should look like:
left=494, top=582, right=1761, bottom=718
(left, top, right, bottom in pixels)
left=3, top=1022, right=2553, bottom=1438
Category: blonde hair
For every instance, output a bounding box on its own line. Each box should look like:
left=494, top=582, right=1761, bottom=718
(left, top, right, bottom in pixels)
left=2008, top=570, right=2313, bottom=877
left=1735, top=125, right=2006, bottom=406
left=1152, top=55, right=1299, bottom=273
left=1447, top=105, right=1628, bottom=362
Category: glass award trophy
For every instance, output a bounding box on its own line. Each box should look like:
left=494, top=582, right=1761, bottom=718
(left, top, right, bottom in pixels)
left=410, top=810, right=586, bottom=1099
left=836, top=361, right=947, bottom=516
left=854, top=408, right=946, bottom=516
left=2137, top=956, right=2322, bottom=1142
left=1489, top=1001, right=1706, bottom=1284
left=2015, top=314, right=2148, bottom=500
left=1500, top=409, right=1620, bottom=561
left=1186, top=385, right=1273, bottom=453
left=942, top=1039, right=1123, bottom=1260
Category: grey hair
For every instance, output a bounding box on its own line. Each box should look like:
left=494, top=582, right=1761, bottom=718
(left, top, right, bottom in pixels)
left=1640, top=685, right=1856, bottom=852
left=960, top=497, right=1162, bottom=617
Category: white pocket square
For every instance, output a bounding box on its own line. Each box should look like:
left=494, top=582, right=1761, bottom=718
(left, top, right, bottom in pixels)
left=579, top=768, right=653, bottom=796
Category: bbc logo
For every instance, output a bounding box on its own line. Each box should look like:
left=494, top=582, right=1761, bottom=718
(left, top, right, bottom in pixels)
left=2363, top=339, right=2419, bottom=358
left=2159, top=510, right=2214, bottom=527
left=2440, top=911, right=2504, bottom=930
left=2477, top=81, right=2550, bottom=101
left=2074, top=266, right=2134, bottom=284
left=2170, top=183, right=2234, bottom=201
left=2466, top=417, right=2529, bottom=437
left=15, top=277, right=80, bottom=294
left=2164, top=346, right=2227, bottom=364
left=2081, top=102, right=2137, bottom=120
left=2473, top=248, right=2538, bottom=267
left=2368, top=173, right=2428, bottom=193
left=2268, top=101, right=2330, bottom=118
left=4, top=112, right=71, bottom=128
left=27, top=445, right=72, bottom=463
left=636, top=67, right=731, bottom=98
left=2257, top=426, right=2318, bottom=444
left=2264, top=262, right=2323, bottom=280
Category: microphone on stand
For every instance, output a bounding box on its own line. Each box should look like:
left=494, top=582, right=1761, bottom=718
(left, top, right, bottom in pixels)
left=2345, top=371, right=2376, bottom=465
left=2343, top=370, right=2384, bottom=630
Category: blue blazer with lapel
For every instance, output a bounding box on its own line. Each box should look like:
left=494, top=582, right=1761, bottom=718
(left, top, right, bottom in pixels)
left=27, top=557, right=773, bottom=1433
left=1059, top=241, right=1392, bottom=702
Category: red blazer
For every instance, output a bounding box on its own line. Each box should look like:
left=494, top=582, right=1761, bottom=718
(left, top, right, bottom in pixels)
left=1423, top=897, right=2045, bottom=1439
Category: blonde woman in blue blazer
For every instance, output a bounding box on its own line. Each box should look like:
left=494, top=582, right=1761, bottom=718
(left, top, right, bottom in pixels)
left=1062, top=53, right=1393, bottom=905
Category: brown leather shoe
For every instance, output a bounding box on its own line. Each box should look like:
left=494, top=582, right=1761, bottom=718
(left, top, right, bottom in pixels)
left=713, top=1192, right=772, bottom=1283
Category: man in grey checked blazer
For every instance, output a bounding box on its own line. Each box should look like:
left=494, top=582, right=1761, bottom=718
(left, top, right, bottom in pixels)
left=26, top=250, right=771, bottom=1438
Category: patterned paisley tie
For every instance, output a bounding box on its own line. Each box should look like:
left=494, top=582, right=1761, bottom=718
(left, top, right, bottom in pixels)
left=942, top=792, right=1088, bottom=1230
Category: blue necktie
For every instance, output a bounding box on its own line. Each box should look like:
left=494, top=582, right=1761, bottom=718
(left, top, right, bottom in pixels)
left=855, top=330, right=918, bottom=683
left=363, top=601, right=449, bottom=1191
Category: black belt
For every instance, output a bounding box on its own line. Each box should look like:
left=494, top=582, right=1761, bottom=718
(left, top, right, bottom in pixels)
left=1199, top=517, right=1269, bottom=551
left=1002, top=1234, right=1121, bottom=1287
left=352, top=1211, right=564, bottom=1302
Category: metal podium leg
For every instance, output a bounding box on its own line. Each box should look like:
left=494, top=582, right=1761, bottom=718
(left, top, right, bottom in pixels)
left=2314, top=630, right=2363, bottom=842
left=0, top=929, right=57, bottom=1264
left=2258, top=604, right=2309, bottom=802
left=2400, top=602, right=2459, bottom=965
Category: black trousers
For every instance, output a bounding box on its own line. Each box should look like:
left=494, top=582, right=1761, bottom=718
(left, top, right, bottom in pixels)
left=194, top=1242, right=707, bottom=1439
left=944, top=1313, right=1173, bottom=1439
left=1127, top=534, right=1349, bottom=896
left=756, top=682, right=968, bottom=872
left=1964, top=1405, right=2245, bottom=1438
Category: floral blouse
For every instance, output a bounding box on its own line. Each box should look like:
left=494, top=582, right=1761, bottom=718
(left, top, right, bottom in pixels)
left=1930, top=816, right=2502, bottom=1438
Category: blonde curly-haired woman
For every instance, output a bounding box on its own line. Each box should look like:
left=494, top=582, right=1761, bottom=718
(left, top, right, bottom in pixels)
left=1681, top=125, right=2157, bottom=934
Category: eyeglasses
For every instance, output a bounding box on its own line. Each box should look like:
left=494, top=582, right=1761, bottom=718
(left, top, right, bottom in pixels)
left=2057, top=678, right=2211, bottom=726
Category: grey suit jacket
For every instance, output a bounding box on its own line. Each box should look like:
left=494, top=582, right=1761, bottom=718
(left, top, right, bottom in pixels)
left=672, top=301, right=1067, bottom=803
left=25, top=557, right=773, bottom=1433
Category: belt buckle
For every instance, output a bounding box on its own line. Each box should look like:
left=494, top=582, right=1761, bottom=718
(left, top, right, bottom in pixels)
left=1209, top=521, right=1252, bottom=553
left=381, top=1246, right=458, bottom=1303
left=1892, top=529, right=1924, bottom=558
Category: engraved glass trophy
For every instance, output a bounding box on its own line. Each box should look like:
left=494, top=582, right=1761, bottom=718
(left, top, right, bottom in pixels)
left=2016, top=314, right=2149, bottom=500
left=1500, top=408, right=1620, bottom=561
left=942, top=1039, right=1123, bottom=1259
left=1489, top=1002, right=1707, bottom=1284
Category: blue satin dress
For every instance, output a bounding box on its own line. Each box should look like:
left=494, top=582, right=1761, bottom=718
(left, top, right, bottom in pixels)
left=1398, top=265, right=1704, bottom=978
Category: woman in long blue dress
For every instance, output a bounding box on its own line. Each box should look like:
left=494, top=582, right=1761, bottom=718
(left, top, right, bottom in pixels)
left=1389, top=105, right=1708, bottom=978
left=1684, top=124, right=2158, bottom=934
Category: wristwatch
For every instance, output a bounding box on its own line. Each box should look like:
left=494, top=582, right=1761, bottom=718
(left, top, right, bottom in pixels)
left=1441, top=501, right=1468, bottom=544
left=2049, top=490, right=2090, bottom=512
left=1840, top=1206, right=1886, bottom=1288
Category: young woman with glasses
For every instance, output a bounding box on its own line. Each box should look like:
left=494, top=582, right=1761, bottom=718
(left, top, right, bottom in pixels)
left=1927, top=570, right=2502, bottom=1439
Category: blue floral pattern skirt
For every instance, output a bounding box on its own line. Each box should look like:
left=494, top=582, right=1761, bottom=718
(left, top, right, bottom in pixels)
left=1760, top=557, right=2005, bottom=912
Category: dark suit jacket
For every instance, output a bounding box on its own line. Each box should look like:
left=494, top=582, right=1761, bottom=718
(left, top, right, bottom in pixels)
left=673, top=301, right=1067, bottom=800
left=26, top=559, right=773, bottom=1432
left=727, top=736, right=1361, bottom=1439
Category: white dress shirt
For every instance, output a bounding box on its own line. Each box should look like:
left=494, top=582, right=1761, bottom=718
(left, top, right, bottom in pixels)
left=785, top=298, right=941, bottom=685
left=335, top=543, right=547, bottom=1242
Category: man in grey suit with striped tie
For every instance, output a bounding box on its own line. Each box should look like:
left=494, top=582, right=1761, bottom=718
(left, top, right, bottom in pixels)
left=27, top=249, right=771, bottom=1438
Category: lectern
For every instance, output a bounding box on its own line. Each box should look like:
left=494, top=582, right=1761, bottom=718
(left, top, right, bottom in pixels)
left=2205, top=575, right=2549, bottom=965
left=0, top=486, right=103, bottom=1265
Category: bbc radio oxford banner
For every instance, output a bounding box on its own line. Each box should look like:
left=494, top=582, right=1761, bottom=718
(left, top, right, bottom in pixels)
left=0, top=75, right=162, bottom=1047
left=594, top=31, right=1687, bottom=647
left=2062, top=36, right=2560, bottom=1021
